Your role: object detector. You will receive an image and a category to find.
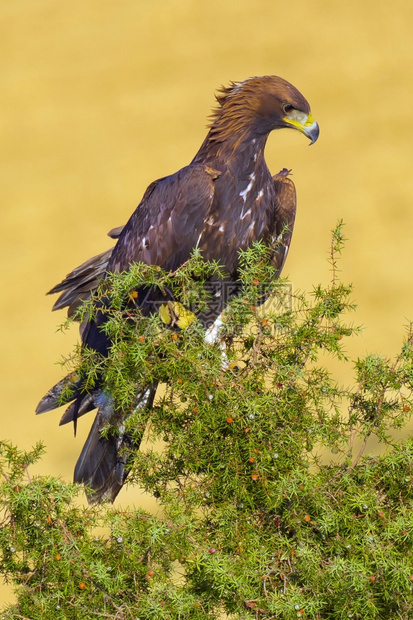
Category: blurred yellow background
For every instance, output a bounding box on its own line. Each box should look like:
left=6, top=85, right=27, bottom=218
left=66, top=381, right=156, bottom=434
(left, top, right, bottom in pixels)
left=1, top=0, right=413, bottom=606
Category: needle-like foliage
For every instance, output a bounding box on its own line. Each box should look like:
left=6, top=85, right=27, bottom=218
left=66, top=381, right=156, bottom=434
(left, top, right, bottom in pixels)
left=1, top=222, right=413, bottom=619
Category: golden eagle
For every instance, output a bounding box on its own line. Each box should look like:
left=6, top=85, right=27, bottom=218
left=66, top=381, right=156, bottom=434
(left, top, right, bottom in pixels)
left=37, top=76, right=319, bottom=503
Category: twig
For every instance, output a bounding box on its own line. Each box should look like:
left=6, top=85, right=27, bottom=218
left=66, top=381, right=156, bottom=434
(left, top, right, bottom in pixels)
left=349, top=435, right=368, bottom=469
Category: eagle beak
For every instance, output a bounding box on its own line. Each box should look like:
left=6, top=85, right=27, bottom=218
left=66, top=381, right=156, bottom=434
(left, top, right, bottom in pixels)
left=302, top=116, right=319, bottom=145
left=283, top=112, right=320, bottom=145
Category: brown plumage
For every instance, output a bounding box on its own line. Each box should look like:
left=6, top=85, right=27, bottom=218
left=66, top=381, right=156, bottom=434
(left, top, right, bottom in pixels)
left=36, top=75, right=319, bottom=503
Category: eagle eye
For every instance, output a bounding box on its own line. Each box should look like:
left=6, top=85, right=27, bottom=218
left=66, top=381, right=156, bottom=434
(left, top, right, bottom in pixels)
left=283, top=104, right=294, bottom=114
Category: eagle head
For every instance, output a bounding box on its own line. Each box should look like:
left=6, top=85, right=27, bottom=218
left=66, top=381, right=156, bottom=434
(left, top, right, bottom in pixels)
left=213, top=75, right=319, bottom=145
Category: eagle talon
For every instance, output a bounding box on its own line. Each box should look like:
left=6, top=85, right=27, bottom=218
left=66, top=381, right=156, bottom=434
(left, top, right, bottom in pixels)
left=159, top=301, right=196, bottom=330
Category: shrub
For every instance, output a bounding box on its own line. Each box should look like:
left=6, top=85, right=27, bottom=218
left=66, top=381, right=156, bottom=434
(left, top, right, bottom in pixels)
left=1, top=223, right=412, bottom=619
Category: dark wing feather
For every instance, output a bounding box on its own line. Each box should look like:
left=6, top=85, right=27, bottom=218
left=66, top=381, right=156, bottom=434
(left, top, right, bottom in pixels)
left=48, top=226, right=124, bottom=317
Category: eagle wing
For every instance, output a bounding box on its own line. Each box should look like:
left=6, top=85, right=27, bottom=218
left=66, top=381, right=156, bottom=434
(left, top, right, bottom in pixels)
left=37, top=162, right=220, bottom=411
left=271, top=168, right=297, bottom=274
left=47, top=164, right=220, bottom=318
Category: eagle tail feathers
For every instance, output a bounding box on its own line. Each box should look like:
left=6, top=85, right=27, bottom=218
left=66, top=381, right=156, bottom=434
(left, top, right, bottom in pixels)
left=74, top=386, right=157, bottom=504
left=74, top=409, right=127, bottom=504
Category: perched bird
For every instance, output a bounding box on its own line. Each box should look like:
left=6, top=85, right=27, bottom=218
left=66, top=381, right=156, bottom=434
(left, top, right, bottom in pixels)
left=37, top=75, right=319, bottom=503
